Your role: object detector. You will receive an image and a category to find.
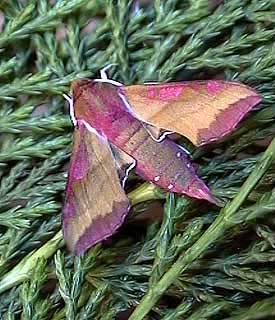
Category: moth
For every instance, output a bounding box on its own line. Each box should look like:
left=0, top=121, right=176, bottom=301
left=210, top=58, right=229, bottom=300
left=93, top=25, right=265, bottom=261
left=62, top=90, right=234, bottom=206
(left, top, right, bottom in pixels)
left=63, top=72, right=260, bottom=255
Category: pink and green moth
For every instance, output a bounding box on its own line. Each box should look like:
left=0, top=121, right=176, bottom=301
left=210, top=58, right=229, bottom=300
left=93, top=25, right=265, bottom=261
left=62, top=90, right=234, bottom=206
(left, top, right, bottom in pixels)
left=63, top=70, right=261, bottom=255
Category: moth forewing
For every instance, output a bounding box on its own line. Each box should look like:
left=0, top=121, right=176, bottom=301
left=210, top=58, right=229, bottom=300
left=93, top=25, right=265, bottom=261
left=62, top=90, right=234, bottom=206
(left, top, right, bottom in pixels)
left=62, top=121, right=130, bottom=255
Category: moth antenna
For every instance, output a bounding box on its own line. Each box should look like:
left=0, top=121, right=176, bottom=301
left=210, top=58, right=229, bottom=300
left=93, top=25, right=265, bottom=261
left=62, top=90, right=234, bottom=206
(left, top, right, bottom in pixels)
left=100, top=65, right=111, bottom=80
left=95, top=78, right=123, bottom=87
left=95, top=64, right=123, bottom=87
left=100, top=63, right=118, bottom=80
left=144, top=81, right=159, bottom=85
left=63, top=93, right=77, bottom=126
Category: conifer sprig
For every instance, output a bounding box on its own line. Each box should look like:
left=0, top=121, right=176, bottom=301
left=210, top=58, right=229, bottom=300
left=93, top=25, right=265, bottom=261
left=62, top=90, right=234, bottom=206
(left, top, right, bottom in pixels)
left=0, top=1, right=275, bottom=319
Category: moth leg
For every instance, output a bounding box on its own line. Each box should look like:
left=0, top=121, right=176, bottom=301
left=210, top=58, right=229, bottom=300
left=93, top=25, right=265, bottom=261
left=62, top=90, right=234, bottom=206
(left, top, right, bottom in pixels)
left=63, top=93, right=76, bottom=126
left=142, top=123, right=173, bottom=142
left=141, top=124, right=191, bottom=156
left=122, top=159, right=136, bottom=188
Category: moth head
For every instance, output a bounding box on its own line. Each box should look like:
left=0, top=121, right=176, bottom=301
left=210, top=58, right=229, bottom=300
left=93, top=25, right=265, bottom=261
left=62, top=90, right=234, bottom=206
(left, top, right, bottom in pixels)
left=70, top=79, right=98, bottom=122
left=71, top=79, right=95, bottom=98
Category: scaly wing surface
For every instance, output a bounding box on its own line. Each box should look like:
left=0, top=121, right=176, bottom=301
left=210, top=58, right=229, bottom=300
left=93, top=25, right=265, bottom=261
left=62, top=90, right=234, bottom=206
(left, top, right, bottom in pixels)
left=120, top=81, right=261, bottom=145
left=63, top=122, right=130, bottom=255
